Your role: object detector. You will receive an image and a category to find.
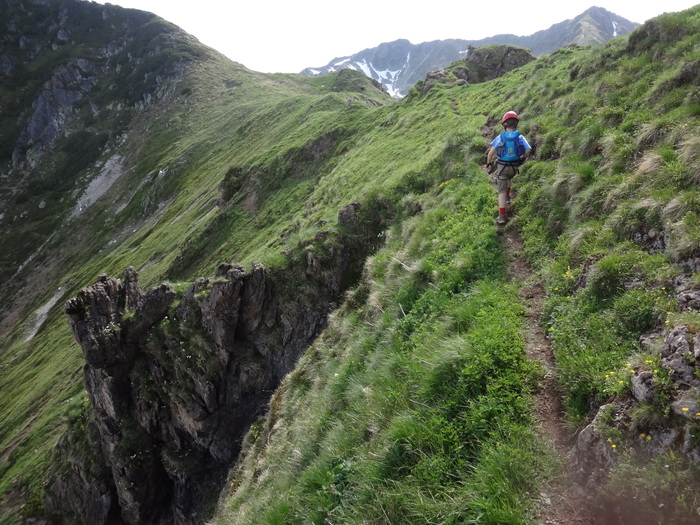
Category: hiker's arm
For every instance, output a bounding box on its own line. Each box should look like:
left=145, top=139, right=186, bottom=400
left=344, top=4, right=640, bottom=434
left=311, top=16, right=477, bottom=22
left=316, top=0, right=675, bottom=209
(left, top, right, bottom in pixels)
left=520, top=137, right=533, bottom=161
left=485, top=146, right=496, bottom=168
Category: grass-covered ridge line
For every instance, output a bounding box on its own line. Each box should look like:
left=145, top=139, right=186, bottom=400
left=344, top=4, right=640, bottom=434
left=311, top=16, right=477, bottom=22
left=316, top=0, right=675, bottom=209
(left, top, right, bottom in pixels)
left=508, top=7, right=700, bottom=521
left=0, top=30, right=394, bottom=523
left=218, top=164, right=546, bottom=524
left=513, top=7, right=700, bottom=417
left=215, top=6, right=700, bottom=523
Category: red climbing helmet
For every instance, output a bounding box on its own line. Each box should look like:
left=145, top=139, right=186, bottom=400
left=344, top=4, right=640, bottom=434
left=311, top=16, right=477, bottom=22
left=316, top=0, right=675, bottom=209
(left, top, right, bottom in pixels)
left=501, top=111, right=520, bottom=125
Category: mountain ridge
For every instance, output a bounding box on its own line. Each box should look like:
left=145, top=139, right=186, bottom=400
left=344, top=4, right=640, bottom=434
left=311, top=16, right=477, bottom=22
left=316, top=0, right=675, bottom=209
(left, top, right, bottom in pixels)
left=301, top=6, right=638, bottom=97
left=0, top=2, right=396, bottom=520
left=1, top=1, right=700, bottom=524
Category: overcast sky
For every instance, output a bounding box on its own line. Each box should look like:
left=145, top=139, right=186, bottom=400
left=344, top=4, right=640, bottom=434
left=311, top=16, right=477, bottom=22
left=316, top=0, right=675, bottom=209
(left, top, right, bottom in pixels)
left=92, top=1, right=699, bottom=73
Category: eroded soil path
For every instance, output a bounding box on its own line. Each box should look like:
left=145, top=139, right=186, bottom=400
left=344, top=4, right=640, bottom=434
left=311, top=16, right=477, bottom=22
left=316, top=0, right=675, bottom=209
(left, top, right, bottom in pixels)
left=499, top=216, right=594, bottom=524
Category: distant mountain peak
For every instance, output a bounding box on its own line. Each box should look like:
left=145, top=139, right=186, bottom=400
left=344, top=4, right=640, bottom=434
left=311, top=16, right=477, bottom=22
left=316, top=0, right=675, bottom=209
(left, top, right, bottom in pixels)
left=301, top=7, right=638, bottom=97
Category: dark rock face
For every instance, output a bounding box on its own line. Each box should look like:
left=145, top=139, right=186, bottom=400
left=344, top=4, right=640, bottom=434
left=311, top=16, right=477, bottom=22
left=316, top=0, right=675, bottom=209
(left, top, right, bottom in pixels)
left=12, top=58, right=98, bottom=167
left=13, top=59, right=97, bottom=164
left=47, top=225, right=364, bottom=524
left=458, top=45, right=536, bottom=84
left=43, top=428, right=117, bottom=525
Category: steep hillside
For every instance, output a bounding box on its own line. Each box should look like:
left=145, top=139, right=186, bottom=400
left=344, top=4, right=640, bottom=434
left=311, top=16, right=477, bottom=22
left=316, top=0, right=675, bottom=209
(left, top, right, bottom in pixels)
left=2, top=1, right=700, bottom=524
left=214, top=6, right=700, bottom=525
left=0, top=0, right=199, bottom=335
left=0, top=1, right=391, bottom=523
left=301, top=6, right=637, bottom=97
left=0, top=0, right=392, bottom=339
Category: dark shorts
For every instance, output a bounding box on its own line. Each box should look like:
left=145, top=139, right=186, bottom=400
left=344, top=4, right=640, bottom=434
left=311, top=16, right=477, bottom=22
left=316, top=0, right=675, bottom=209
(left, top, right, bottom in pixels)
left=495, top=163, right=519, bottom=193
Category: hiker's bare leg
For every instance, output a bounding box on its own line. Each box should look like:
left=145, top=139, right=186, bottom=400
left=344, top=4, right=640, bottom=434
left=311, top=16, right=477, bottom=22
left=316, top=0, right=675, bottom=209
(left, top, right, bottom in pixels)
left=498, top=192, right=507, bottom=209
left=496, top=166, right=511, bottom=223
left=497, top=191, right=508, bottom=224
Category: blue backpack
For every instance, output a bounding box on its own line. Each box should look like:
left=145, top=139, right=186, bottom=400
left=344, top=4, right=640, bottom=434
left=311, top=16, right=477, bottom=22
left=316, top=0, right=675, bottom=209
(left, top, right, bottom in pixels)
left=496, top=131, right=525, bottom=165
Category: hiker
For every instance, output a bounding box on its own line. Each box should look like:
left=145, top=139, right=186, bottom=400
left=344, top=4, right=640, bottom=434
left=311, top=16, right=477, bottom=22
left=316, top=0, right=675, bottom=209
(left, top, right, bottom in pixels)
left=485, top=111, right=532, bottom=225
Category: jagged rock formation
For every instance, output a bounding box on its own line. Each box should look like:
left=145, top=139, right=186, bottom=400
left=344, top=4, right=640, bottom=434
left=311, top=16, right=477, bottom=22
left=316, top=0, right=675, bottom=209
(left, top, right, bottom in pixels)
left=48, top=264, right=314, bottom=523
left=45, top=203, right=372, bottom=525
left=45, top=204, right=370, bottom=524
left=302, top=6, right=638, bottom=97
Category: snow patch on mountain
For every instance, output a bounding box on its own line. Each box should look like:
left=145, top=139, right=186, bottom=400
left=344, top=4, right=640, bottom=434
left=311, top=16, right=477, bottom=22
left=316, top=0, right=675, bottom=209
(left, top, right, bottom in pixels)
left=355, top=59, right=372, bottom=79
left=324, top=55, right=410, bottom=98
left=300, top=7, right=639, bottom=99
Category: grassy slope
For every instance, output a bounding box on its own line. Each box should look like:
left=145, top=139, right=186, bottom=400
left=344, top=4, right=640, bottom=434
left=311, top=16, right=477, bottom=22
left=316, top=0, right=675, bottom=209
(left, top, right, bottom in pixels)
left=216, top=160, right=545, bottom=524
left=211, top=64, right=552, bottom=524
left=1, top=4, right=700, bottom=524
left=214, top=6, right=700, bottom=524
left=0, top=45, right=393, bottom=521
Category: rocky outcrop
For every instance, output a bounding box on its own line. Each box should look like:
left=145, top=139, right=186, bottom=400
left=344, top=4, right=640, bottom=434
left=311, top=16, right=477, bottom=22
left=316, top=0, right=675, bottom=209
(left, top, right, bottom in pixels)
left=46, top=218, right=367, bottom=524
left=570, top=325, right=700, bottom=491
left=12, top=58, right=98, bottom=168
left=414, top=45, right=536, bottom=95
left=456, top=45, right=536, bottom=84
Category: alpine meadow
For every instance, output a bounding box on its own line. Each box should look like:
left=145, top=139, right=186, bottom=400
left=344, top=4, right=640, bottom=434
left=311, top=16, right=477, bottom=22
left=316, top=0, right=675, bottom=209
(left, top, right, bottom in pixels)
left=1, top=1, right=700, bottom=524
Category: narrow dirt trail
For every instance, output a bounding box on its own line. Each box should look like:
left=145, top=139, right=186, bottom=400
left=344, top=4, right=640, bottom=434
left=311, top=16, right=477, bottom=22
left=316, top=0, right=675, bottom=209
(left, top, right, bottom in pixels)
left=481, top=118, right=593, bottom=522
left=501, top=225, right=593, bottom=524
left=481, top=117, right=596, bottom=521
left=485, top=189, right=594, bottom=524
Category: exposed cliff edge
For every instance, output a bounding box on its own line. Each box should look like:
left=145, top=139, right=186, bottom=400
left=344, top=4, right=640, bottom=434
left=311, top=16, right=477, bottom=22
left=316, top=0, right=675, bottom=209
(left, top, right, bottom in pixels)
left=44, top=204, right=370, bottom=524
